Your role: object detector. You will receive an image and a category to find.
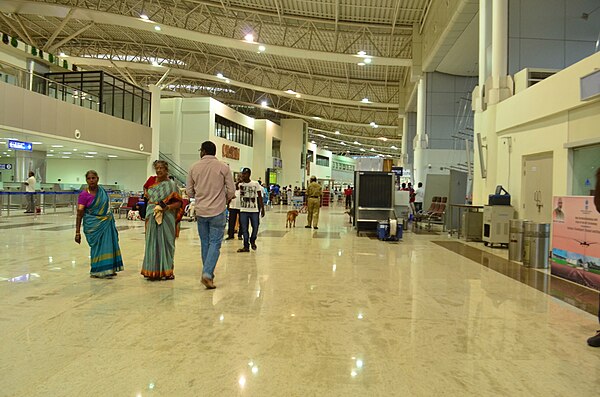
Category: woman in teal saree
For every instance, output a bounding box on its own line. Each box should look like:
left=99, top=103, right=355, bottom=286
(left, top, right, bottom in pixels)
left=141, top=161, right=183, bottom=280
left=75, top=170, right=124, bottom=278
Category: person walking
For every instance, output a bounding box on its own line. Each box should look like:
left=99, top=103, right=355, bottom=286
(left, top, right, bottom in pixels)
left=414, top=182, right=425, bottom=213
left=226, top=174, right=242, bottom=241
left=237, top=168, right=265, bottom=252
left=344, top=185, right=353, bottom=209
left=75, top=170, right=123, bottom=278
left=24, top=171, right=36, bottom=213
left=140, top=161, right=184, bottom=281
left=186, top=141, right=235, bottom=289
left=305, top=176, right=322, bottom=229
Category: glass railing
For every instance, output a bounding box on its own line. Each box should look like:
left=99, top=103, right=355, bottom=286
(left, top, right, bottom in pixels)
left=159, top=152, right=188, bottom=187
left=0, top=60, right=100, bottom=111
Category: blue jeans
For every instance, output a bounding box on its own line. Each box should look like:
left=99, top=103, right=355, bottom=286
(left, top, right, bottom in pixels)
left=239, top=211, right=260, bottom=248
left=196, top=211, right=226, bottom=280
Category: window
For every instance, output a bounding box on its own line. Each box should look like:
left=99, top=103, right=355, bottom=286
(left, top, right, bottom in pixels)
left=332, top=161, right=354, bottom=172
left=316, top=155, right=329, bottom=167
left=214, top=115, right=253, bottom=147
left=307, top=150, right=314, bottom=163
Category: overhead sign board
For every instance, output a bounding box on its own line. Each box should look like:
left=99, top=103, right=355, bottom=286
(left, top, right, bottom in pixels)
left=8, top=140, right=32, bottom=151
left=0, top=164, right=12, bottom=170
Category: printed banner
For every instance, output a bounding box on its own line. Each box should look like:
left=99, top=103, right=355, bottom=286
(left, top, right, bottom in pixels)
left=550, top=196, right=600, bottom=290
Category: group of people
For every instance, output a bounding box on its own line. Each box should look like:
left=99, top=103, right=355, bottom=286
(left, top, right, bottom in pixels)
left=400, top=182, right=424, bottom=214
left=74, top=141, right=268, bottom=290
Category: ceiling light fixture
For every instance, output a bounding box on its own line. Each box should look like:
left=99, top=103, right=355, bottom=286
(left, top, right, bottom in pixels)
left=140, top=14, right=149, bottom=20
left=261, top=100, right=268, bottom=107
left=378, top=137, right=388, bottom=141
left=84, top=155, right=94, bottom=158
left=311, top=140, right=315, bottom=144
left=51, top=145, right=64, bottom=148
left=312, top=116, right=321, bottom=120
left=357, top=51, right=367, bottom=56
left=86, top=151, right=98, bottom=155
left=32, top=142, right=42, bottom=145
left=353, top=141, right=361, bottom=145
left=216, top=73, right=224, bottom=79
left=360, top=148, right=366, bottom=152
left=335, top=130, right=340, bottom=134
left=151, top=61, right=160, bottom=66
left=244, top=33, right=255, bottom=43
left=390, top=145, right=398, bottom=149
left=225, top=79, right=231, bottom=84
left=108, top=155, right=118, bottom=158
left=364, top=58, right=372, bottom=64
left=154, top=25, right=161, bottom=31
left=59, top=52, right=66, bottom=57
left=357, top=62, right=365, bottom=66
left=361, top=98, right=370, bottom=103
left=258, top=45, right=266, bottom=52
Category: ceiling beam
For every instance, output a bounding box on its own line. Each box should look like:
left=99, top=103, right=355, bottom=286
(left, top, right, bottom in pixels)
left=0, top=1, right=412, bottom=67
left=68, top=56, right=400, bottom=109
left=44, top=7, right=75, bottom=51
left=48, top=23, right=94, bottom=53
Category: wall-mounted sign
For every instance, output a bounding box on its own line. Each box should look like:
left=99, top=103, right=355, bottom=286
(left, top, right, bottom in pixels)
left=222, top=144, right=240, bottom=160
left=0, top=164, right=13, bottom=170
left=273, top=157, right=282, bottom=168
left=8, top=140, right=32, bottom=151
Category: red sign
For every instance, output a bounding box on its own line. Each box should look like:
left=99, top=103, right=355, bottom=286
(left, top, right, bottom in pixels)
left=222, top=144, right=240, bottom=160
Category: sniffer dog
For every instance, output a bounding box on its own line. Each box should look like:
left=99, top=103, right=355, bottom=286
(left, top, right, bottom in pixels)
left=286, top=210, right=299, bottom=228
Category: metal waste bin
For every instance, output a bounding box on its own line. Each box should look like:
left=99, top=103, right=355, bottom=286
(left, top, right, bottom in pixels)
left=523, top=222, right=550, bottom=268
left=509, top=219, right=527, bottom=262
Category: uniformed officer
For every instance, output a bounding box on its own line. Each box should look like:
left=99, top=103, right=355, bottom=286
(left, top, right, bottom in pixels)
left=305, top=176, right=322, bottom=229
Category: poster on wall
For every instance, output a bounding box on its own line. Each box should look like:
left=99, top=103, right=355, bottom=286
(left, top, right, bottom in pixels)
left=550, top=196, right=600, bottom=290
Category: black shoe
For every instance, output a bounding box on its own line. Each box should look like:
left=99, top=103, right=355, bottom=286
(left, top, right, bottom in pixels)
left=305, top=225, right=311, bottom=228
left=237, top=247, right=250, bottom=253
left=225, top=236, right=234, bottom=240
left=588, top=331, right=600, bottom=347
left=313, top=227, right=318, bottom=230
left=251, top=243, right=257, bottom=251
left=238, top=236, right=243, bottom=240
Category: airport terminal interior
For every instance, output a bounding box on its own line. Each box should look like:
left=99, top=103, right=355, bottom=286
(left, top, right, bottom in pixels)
left=1, top=0, right=599, bottom=396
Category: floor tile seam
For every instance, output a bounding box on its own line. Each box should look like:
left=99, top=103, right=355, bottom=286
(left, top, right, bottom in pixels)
left=432, top=241, right=599, bottom=316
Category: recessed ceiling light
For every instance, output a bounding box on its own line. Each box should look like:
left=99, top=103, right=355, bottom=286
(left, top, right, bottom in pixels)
left=357, top=62, right=365, bottom=66
left=364, top=58, right=372, bottom=64
left=72, top=148, right=78, bottom=151
left=361, top=98, right=370, bottom=103
left=312, top=116, right=321, bottom=120
left=285, top=89, right=295, bottom=94
left=62, top=152, right=72, bottom=155
left=217, top=73, right=224, bottom=79
left=51, top=145, right=64, bottom=148
left=84, top=155, right=94, bottom=158
left=258, top=45, right=266, bottom=52
left=46, top=154, right=54, bottom=157
left=108, top=155, right=118, bottom=158
left=49, top=150, right=54, bottom=152
left=370, top=148, right=375, bottom=151
left=370, top=122, right=376, bottom=126
left=353, top=141, right=361, bottom=145
left=340, top=142, right=346, bottom=145
left=360, top=148, right=366, bottom=152
left=335, top=131, right=340, bottom=134
left=32, top=142, right=43, bottom=145
left=357, top=51, right=367, bottom=56
left=390, top=145, right=397, bottom=149
left=261, top=101, right=268, bottom=107
left=244, top=33, right=254, bottom=42
left=373, top=124, right=379, bottom=128
left=86, top=151, right=97, bottom=154
left=140, top=14, right=149, bottom=20
left=154, top=25, right=161, bottom=31
left=61, top=156, right=70, bottom=158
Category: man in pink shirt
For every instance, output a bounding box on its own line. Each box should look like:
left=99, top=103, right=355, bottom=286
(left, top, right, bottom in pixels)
left=186, top=141, right=235, bottom=289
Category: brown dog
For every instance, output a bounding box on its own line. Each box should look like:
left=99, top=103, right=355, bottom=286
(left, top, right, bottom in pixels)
left=286, top=210, right=299, bottom=228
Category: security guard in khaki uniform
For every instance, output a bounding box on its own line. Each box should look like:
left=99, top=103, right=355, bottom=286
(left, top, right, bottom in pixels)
left=305, top=176, right=322, bottom=229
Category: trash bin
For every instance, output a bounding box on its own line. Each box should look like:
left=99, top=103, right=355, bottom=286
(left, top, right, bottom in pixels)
left=509, top=219, right=527, bottom=262
left=523, top=222, right=550, bottom=268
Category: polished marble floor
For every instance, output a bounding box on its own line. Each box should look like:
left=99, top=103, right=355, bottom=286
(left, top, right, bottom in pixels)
left=1, top=205, right=599, bottom=396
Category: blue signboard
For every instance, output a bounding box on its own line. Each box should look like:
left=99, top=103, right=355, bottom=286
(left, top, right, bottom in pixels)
left=0, top=164, right=12, bottom=170
left=8, top=140, right=33, bottom=151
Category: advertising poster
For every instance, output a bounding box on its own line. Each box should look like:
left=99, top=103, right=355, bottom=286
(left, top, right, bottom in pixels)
left=551, top=196, right=600, bottom=290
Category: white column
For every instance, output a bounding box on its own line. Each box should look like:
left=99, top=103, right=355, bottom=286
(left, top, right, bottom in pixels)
left=148, top=84, right=161, bottom=176
left=491, top=0, right=508, bottom=80
left=488, top=0, right=510, bottom=104
left=478, top=0, right=490, bottom=87
left=413, top=76, right=427, bottom=185
left=401, top=116, right=408, bottom=167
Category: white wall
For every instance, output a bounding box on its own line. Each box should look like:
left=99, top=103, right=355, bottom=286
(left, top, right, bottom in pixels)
left=473, top=51, right=600, bottom=214
left=280, top=119, right=307, bottom=187
left=253, top=119, right=282, bottom=181
left=106, top=159, right=147, bottom=192
left=307, top=142, right=333, bottom=180
left=46, top=159, right=108, bottom=186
